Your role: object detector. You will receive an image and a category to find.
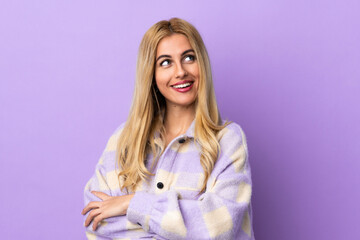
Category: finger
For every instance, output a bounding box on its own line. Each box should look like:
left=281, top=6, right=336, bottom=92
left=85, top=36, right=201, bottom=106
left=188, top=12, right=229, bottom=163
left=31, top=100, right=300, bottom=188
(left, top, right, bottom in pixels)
left=82, top=201, right=101, bottom=215
left=92, top=214, right=104, bottom=231
left=85, top=209, right=101, bottom=227
left=91, top=191, right=111, bottom=201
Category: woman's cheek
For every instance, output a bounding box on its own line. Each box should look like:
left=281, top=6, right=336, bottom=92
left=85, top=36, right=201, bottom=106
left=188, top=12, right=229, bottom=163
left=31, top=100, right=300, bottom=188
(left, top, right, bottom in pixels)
left=156, top=71, right=172, bottom=87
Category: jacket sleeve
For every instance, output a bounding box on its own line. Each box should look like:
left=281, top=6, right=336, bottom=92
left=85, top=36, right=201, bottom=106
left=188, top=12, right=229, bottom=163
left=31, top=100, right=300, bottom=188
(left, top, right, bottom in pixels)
left=126, top=124, right=254, bottom=240
left=83, top=124, right=145, bottom=239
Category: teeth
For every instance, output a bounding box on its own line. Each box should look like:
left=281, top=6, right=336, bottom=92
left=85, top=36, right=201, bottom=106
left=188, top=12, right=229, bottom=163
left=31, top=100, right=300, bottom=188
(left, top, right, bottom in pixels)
left=173, top=82, right=192, bottom=89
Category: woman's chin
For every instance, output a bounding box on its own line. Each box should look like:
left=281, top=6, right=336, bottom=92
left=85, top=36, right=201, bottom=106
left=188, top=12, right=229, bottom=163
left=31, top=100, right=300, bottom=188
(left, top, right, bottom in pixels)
left=166, top=99, right=196, bottom=109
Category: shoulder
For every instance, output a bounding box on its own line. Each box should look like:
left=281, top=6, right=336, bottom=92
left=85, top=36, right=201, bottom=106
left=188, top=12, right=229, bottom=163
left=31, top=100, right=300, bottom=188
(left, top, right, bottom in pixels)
left=96, top=122, right=126, bottom=170
left=103, top=122, right=127, bottom=152
left=209, top=121, right=250, bottom=178
left=218, top=121, right=248, bottom=150
left=89, top=122, right=128, bottom=195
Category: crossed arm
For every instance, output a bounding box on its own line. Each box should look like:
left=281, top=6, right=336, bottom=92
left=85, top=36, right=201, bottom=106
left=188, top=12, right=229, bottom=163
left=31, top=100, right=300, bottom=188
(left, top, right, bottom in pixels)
left=82, top=192, right=134, bottom=231
left=82, top=124, right=254, bottom=239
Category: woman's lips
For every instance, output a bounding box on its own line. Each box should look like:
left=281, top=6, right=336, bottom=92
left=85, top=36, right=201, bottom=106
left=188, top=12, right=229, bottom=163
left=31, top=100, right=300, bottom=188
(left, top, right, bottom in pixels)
left=171, top=80, right=194, bottom=87
left=171, top=81, right=194, bottom=93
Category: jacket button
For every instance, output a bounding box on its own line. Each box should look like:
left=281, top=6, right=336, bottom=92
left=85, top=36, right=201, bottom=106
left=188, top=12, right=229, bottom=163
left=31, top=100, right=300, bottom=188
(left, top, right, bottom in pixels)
left=178, top=138, right=185, bottom=144
left=157, top=182, right=164, bottom=189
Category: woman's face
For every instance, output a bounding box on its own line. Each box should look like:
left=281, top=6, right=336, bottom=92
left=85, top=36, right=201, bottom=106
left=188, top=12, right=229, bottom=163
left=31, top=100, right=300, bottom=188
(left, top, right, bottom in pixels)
left=155, top=33, right=199, bottom=109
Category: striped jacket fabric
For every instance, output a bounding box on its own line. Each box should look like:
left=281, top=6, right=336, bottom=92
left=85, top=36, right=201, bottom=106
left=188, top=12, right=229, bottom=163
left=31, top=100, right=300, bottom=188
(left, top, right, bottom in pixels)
left=84, top=119, right=255, bottom=240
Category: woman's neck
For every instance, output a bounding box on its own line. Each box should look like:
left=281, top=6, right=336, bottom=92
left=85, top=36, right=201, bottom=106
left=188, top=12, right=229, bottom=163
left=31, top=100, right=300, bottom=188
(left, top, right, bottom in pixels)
left=164, top=102, right=195, bottom=137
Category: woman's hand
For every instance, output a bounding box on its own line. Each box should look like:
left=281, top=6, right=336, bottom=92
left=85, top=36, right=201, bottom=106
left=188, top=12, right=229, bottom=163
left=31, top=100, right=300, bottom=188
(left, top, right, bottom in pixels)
left=82, top=191, right=135, bottom=231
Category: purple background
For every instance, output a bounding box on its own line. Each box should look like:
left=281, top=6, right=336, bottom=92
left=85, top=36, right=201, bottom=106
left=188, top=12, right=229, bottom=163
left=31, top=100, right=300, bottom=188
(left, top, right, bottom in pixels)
left=1, top=1, right=359, bottom=239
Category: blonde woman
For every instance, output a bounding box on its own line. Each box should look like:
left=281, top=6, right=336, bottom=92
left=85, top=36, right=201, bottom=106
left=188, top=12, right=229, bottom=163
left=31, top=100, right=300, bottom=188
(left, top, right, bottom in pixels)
left=82, top=18, right=255, bottom=240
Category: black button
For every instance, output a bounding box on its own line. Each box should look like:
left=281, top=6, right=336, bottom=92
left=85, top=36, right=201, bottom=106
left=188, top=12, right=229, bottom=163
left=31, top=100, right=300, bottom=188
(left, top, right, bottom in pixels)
left=137, top=222, right=142, bottom=226
left=178, top=138, right=185, bottom=144
left=157, top=182, right=164, bottom=189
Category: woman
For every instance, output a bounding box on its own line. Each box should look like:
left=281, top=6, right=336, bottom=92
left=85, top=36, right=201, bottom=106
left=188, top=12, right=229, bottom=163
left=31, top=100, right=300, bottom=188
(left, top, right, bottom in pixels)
left=82, top=18, right=255, bottom=240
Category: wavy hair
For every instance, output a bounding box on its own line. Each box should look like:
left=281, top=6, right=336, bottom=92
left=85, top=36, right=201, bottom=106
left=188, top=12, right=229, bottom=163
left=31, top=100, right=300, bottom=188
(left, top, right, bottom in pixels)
left=116, top=18, right=230, bottom=193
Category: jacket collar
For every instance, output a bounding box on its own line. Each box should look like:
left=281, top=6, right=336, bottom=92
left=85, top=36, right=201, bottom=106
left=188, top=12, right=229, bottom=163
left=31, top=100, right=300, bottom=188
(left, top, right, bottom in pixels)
left=153, top=118, right=195, bottom=147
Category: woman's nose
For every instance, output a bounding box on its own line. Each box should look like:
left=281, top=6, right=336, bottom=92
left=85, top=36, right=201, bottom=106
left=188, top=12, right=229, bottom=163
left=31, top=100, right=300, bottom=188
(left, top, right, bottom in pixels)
left=175, top=63, right=188, bottom=79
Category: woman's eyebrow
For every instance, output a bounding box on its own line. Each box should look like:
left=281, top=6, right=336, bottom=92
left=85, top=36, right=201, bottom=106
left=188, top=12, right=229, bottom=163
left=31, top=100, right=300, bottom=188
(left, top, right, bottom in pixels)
left=156, top=54, right=171, bottom=62
left=181, top=49, right=194, bottom=56
left=156, top=49, right=194, bottom=62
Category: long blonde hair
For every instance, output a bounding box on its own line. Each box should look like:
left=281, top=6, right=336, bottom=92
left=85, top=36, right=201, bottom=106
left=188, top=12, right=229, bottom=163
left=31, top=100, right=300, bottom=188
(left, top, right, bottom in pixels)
left=116, top=18, right=230, bottom=193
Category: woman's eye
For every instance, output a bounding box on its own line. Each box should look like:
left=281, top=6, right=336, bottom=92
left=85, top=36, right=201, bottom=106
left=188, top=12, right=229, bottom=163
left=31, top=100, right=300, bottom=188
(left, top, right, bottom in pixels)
left=160, top=60, right=171, bottom=66
left=184, top=55, right=195, bottom=62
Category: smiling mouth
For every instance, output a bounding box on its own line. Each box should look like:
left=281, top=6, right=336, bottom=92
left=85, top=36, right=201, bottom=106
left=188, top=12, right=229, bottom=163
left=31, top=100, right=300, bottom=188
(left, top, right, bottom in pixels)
left=171, top=81, right=194, bottom=89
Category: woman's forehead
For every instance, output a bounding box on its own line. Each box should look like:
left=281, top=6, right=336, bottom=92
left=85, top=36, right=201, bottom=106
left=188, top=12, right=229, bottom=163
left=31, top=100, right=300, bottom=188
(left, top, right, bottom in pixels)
left=156, top=34, right=192, bottom=56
